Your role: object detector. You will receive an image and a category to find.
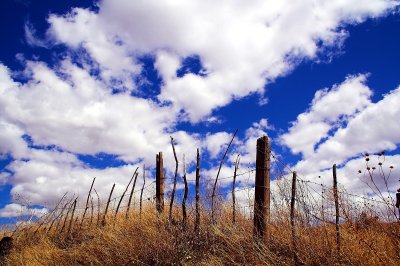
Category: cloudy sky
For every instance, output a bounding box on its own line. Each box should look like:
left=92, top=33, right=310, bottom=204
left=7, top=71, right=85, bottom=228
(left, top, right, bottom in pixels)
left=0, top=0, right=399, bottom=222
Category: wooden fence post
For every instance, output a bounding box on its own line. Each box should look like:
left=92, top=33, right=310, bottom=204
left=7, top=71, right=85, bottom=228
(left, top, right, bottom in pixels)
left=156, top=152, right=165, bottom=214
left=253, top=135, right=270, bottom=242
left=333, top=164, right=340, bottom=257
left=102, top=184, right=115, bottom=226
left=290, top=171, right=299, bottom=265
left=81, top=177, right=96, bottom=228
left=232, top=154, right=240, bottom=224
left=169, top=137, right=179, bottom=221
left=67, top=198, right=77, bottom=235
left=195, top=148, right=200, bottom=233
left=140, top=164, right=145, bottom=218
left=182, top=154, right=188, bottom=228
left=124, top=168, right=139, bottom=219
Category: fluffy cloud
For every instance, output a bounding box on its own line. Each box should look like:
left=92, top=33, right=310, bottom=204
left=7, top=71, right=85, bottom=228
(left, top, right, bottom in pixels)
left=280, top=74, right=372, bottom=157
left=0, top=203, right=48, bottom=218
left=280, top=75, right=400, bottom=196
left=47, top=0, right=398, bottom=122
left=1, top=0, right=399, bottom=217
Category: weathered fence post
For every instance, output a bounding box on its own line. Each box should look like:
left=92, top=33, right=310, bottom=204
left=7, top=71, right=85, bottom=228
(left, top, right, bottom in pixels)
left=124, top=168, right=139, bottom=219
left=290, top=171, right=299, bottom=265
left=253, top=135, right=270, bottom=242
left=156, top=152, right=165, bottom=214
left=232, top=154, right=240, bottom=224
left=94, top=189, right=100, bottom=226
left=81, top=177, right=96, bottom=228
left=195, top=148, right=200, bottom=233
left=102, top=184, right=115, bottom=226
left=169, top=137, right=179, bottom=221
left=67, top=198, right=77, bottom=235
left=140, top=164, right=145, bottom=218
left=182, top=154, right=188, bottom=228
left=60, top=198, right=75, bottom=234
left=333, top=164, right=340, bottom=257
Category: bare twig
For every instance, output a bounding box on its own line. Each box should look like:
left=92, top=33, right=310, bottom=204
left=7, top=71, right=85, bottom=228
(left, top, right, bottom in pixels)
left=212, top=129, right=238, bottom=222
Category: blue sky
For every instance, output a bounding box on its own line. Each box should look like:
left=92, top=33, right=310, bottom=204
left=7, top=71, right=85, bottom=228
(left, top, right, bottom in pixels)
left=0, top=0, right=399, bottom=222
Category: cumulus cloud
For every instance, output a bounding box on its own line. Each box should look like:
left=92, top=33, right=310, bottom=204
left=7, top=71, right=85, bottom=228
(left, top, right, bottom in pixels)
left=280, top=74, right=372, bottom=157
left=1, top=0, right=399, bottom=217
left=46, top=0, right=398, bottom=122
left=0, top=203, right=48, bottom=218
left=280, top=75, right=400, bottom=196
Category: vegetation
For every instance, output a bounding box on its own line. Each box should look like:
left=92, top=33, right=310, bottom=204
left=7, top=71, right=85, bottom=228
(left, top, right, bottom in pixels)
left=1, top=201, right=399, bottom=266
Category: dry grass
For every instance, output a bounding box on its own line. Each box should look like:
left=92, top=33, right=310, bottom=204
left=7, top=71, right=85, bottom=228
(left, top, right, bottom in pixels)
left=2, top=203, right=399, bottom=266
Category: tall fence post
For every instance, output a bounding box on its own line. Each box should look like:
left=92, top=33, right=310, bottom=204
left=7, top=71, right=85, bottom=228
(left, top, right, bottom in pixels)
left=253, top=135, right=270, bottom=242
left=333, top=164, right=341, bottom=258
left=156, top=152, right=165, bottom=214
left=290, top=171, right=299, bottom=265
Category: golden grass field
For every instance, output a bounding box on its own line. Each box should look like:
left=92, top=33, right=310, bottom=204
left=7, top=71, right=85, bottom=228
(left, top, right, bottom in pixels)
left=1, top=203, right=399, bottom=266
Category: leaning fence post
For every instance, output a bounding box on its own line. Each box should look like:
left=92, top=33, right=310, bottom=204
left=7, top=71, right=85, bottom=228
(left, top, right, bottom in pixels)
left=333, top=164, right=340, bottom=257
left=124, top=168, right=139, bottom=219
left=140, top=164, right=146, bottom=218
left=67, top=198, right=77, bottom=235
left=232, top=154, right=240, bottom=224
left=102, top=184, right=115, bottom=226
left=182, top=154, right=188, bottom=228
left=253, top=135, right=270, bottom=242
left=290, top=171, right=299, bottom=265
left=81, top=177, right=96, bottom=228
left=195, top=148, right=201, bottom=233
left=156, top=152, right=165, bottom=214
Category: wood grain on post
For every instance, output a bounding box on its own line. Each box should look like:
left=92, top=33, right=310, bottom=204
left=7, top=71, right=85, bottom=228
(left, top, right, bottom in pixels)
left=195, top=148, right=200, bottom=233
left=156, top=152, right=165, bottom=214
left=102, top=183, right=115, bottom=226
left=290, top=171, right=299, bottom=265
left=333, top=164, right=341, bottom=257
left=253, top=135, right=270, bottom=242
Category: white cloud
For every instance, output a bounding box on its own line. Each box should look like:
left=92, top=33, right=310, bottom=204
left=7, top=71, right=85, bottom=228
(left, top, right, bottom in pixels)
left=47, top=0, right=398, bottom=122
left=204, top=132, right=232, bottom=159
left=293, top=83, right=400, bottom=174
left=280, top=74, right=372, bottom=157
left=0, top=0, right=399, bottom=216
left=0, top=203, right=48, bottom=218
left=280, top=75, right=400, bottom=198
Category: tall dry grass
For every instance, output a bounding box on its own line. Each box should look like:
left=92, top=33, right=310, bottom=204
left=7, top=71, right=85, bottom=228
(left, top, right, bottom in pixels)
left=2, top=202, right=399, bottom=266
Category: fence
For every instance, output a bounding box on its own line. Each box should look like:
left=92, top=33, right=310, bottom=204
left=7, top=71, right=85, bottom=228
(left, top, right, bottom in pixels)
left=4, top=135, right=399, bottom=265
